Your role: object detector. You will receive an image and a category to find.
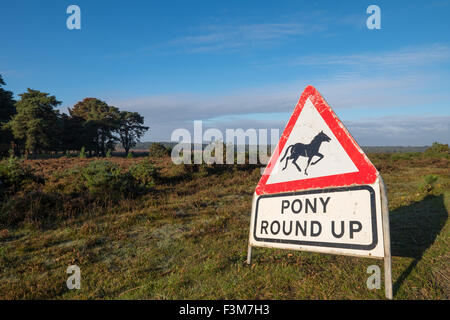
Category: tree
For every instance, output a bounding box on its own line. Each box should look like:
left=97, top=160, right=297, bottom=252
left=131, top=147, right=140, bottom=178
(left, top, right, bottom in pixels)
left=117, top=111, right=149, bottom=155
left=58, top=113, right=85, bottom=153
left=0, top=74, right=16, bottom=156
left=7, top=89, right=61, bottom=157
left=69, top=98, right=119, bottom=156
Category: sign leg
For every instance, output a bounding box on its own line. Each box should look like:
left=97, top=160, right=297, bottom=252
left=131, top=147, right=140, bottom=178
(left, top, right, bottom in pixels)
left=246, top=245, right=252, bottom=265
left=380, top=177, right=393, bottom=300
left=247, top=193, right=256, bottom=266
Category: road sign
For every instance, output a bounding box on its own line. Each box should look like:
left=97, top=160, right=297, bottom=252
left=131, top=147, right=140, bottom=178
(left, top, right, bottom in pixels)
left=256, top=85, right=377, bottom=195
left=247, top=85, right=392, bottom=299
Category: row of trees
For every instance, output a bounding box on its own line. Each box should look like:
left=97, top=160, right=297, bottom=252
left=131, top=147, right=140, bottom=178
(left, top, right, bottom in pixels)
left=0, top=74, right=149, bottom=158
left=0, top=75, right=16, bottom=156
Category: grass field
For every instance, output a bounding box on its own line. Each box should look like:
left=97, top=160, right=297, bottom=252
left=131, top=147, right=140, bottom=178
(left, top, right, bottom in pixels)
left=0, top=153, right=448, bottom=300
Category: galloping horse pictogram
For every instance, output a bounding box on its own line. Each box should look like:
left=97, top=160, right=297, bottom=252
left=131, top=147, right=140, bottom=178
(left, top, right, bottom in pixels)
left=280, top=131, right=331, bottom=175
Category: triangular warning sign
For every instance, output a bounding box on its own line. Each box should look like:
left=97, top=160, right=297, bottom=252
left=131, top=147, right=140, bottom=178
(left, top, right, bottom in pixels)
left=256, top=85, right=378, bottom=195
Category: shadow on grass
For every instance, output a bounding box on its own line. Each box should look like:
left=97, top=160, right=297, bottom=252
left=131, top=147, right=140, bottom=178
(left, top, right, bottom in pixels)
left=390, top=194, right=448, bottom=296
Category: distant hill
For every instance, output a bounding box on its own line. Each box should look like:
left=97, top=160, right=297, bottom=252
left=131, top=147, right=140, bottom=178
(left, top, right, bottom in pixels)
left=132, top=141, right=177, bottom=150
left=123, top=142, right=429, bottom=154
left=361, top=146, right=428, bottom=153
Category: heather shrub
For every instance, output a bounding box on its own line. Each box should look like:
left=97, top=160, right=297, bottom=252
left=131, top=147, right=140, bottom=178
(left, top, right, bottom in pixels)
left=424, top=142, right=450, bottom=158
left=419, top=174, right=439, bottom=193
left=128, top=160, right=158, bottom=190
left=0, top=191, right=63, bottom=226
left=46, top=166, right=86, bottom=195
left=0, top=190, right=94, bottom=227
left=0, top=159, right=159, bottom=226
left=46, top=161, right=136, bottom=199
left=0, top=156, right=43, bottom=198
left=149, top=143, right=170, bottom=158
left=80, top=161, right=136, bottom=198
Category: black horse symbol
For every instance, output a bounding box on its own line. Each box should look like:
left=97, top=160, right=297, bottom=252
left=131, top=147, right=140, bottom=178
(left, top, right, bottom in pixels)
left=280, top=131, right=331, bottom=175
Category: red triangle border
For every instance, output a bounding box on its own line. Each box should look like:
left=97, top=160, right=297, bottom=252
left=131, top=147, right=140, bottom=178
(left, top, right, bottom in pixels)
left=256, top=85, right=378, bottom=195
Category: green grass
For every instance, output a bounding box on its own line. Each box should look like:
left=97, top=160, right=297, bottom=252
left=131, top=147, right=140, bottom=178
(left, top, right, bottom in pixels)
left=0, top=155, right=449, bottom=299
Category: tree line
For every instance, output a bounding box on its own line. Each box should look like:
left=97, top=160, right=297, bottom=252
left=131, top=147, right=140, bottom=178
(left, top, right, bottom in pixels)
left=0, top=74, right=148, bottom=158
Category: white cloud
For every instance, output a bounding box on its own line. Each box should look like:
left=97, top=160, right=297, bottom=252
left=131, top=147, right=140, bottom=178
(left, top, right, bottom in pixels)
left=291, top=44, right=450, bottom=69
left=346, top=115, right=450, bottom=146
left=167, top=22, right=319, bottom=53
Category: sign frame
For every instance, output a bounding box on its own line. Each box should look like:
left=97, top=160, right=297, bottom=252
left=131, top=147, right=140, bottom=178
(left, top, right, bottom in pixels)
left=246, top=85, right=393, bottom=299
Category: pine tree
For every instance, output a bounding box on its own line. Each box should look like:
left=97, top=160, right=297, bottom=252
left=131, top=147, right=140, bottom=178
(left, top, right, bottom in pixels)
left=7, top=89, right=61, bottom=157
left=69, top=98, right=120, bottom=157
left=0, top=74, right=16, bottom=156
left=117, top=111, right=149, bottom=155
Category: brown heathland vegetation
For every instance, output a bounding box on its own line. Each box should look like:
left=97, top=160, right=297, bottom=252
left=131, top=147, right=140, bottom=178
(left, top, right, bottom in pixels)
left=0, top=151, right=448, bottom=299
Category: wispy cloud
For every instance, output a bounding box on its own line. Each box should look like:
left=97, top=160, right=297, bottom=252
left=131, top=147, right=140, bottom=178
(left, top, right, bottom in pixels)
left=291, top=44, right=450, bottom=68
left=167, top=22, right=322, bottom=53
left=346, top=115, right=450, bottom=146
left=127, top=11, right=368, bottom=56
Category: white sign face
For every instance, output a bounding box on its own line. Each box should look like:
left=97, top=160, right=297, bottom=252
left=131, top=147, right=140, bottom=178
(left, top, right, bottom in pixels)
left=266, top=98, right=359, bottom=185
left=249, top=182, right=385, bottom=258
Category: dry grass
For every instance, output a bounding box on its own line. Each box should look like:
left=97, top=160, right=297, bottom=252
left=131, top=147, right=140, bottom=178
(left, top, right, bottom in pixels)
left=0, top=153, right=448, bottom=299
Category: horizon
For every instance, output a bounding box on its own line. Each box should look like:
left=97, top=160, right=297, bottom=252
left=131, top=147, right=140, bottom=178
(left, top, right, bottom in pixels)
left=130, top=141, right=432, bottom=149
left=1, top=1, right=449, bottom=146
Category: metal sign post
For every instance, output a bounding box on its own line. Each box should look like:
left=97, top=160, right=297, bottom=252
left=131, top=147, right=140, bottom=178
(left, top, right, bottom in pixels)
left=380, top=176, right=393, bottom=300
left=247, top=193, right=255, bottom=265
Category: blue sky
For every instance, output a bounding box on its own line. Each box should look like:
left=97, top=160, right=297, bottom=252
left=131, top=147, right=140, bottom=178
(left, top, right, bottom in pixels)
left=1, top=0, right=449, bottom=145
